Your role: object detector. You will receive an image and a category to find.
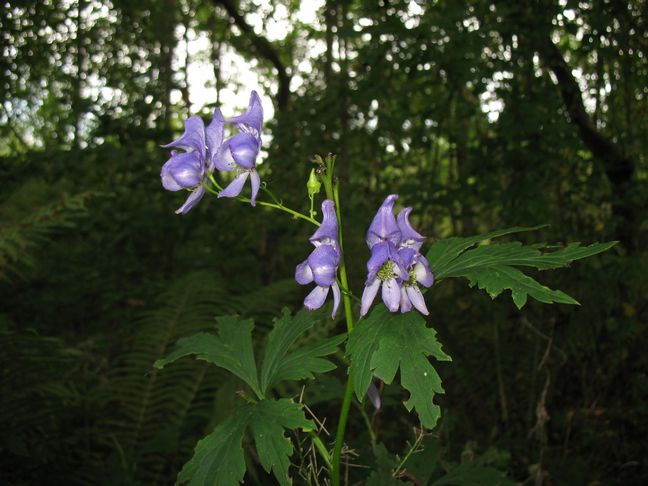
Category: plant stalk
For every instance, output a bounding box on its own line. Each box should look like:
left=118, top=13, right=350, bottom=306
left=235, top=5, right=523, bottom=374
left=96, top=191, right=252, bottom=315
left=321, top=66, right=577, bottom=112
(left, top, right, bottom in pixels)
left=321, top=156, right=356, bottom=486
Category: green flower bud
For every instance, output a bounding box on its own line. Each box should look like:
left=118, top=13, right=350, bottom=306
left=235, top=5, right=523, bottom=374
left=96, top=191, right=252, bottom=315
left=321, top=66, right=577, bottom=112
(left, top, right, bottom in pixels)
left=307, top=168, right=322, bottom=197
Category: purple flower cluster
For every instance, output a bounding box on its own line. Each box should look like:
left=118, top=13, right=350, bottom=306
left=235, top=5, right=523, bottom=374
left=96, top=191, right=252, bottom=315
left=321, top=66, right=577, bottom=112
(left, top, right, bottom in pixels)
left=360, top=194, right=434, bottom=317
left=161, top=91, right=263, bottom=214
left=295, top=200, right=341, bottom=318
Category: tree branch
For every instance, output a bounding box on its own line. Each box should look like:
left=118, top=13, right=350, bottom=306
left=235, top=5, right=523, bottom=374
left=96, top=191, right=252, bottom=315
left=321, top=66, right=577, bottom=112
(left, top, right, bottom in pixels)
left=213, top=0, right=291, bottom=111
left=537, top=36, right=641, bottom=248
left=539, top=37, right=634, bottom=187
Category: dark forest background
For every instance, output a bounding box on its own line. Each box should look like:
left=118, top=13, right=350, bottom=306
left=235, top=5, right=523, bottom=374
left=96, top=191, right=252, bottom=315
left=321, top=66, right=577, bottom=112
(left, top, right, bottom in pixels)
left=1, top=0, right=646, bottom=484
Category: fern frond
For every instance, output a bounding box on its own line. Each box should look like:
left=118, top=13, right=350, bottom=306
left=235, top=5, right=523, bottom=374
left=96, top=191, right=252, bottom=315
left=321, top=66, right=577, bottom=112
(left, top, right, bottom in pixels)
left=0, top=187, right=89, bottom=281
left=97, top=271, right=240, bottom=484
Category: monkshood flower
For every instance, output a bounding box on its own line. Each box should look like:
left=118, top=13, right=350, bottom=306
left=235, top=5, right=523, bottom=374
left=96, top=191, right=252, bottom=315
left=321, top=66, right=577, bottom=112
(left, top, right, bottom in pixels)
left=396, top=207, right=434, bottom=315
left=161, top=109, right=224, bottom=214
left=214, top=91, right=263, bottom=206
left=295, top=200, right=341, bottom=318
left=360, top=194, right=409, bottom=316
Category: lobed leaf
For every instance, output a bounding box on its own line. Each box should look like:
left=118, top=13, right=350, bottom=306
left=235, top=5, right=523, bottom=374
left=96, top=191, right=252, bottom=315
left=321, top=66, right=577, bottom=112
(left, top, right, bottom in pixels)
left=347, top=305, right=451, bottom=429
left=426, top=225, right=547, bottom=277
left=154, top=316, right=262, bottom=398
left=177, top=399, right=312, bottom=486
left=176, top=407, right=250, bottom=486
left=249, top=399, right=314, bottom=485
left=260, top=307, right=343, bottom=393
left=426, top=227, right=616, bottom=308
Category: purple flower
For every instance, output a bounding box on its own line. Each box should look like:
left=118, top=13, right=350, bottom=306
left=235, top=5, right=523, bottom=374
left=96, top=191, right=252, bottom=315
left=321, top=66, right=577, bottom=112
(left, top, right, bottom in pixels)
left=360, top=195, right=408, bottom=316
left=161, top=109, right=224, bottom=214
left=295, top=200, right=341, bottom=318
left=397, top=207, right=434, bottom=315
left=214, top=91, right=264, bottom=206
left=360, top=196, right=434, bottom=317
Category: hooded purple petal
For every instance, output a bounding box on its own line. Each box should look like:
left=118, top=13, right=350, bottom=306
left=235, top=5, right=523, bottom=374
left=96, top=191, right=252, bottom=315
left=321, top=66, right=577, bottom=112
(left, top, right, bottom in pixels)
left=331, top=281, right=341, bottom=319
left=218, top=171, right=249, bottom=199
left=308, top=245, right=339, bottom=287
left=360, top=277, right=381, bottom=316
left=205, top=108, right=224, bottom=168
left=366, top=241, right=390, bottom=281
left=366, top=194, right=401, bottom=248
left=304, top=285, right=330, bottom=310
left=381, top=277, right=401, bottom=312
left=226, top=132, right=260, bottom=169
left=226, top=90, right=264, bottom=137
left=398, top=246, right=418, bottom=270
left=397, top=207, right=425, bottom=250
left=295, top=259, right=314, bottom=285
left=175, top=185, right=206, bottom=215
left=310, top=200, right=339, bottom=247
left=161, top=152, right=203, bottom=190
left=406, top=286, right=429, bottom=315
left=162, top=116, right=206, bottom=158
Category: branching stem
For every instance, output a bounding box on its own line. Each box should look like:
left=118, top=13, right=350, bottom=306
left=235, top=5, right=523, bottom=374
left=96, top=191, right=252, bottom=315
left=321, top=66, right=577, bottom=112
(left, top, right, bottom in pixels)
left=203, top=174, right=319, bottom=226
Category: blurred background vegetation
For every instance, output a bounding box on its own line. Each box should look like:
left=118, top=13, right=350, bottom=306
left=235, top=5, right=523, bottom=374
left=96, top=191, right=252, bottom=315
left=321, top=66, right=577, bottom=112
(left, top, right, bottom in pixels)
left=1, top=0, right=646, bottom=484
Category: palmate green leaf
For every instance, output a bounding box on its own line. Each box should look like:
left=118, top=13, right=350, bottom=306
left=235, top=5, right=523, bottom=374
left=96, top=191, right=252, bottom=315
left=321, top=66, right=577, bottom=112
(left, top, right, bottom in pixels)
left=260, top=307, right=345, bottom=394
left=348, top=305, right=451, bottom=429
left=154, top=316, right=262, bottom=398
left=177, top=399, right=313, bottom=486
left=426, top=227, right=616, bottom=309
left=154, top=308, right=341, bottom=485
left=248, top=399, right=314, bottom=485
left=426, top=225, right=547, bottom=277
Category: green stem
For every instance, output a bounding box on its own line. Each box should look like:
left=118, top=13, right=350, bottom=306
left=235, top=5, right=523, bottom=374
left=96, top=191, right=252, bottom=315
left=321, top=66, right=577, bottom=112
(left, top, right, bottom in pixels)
left=393, top=430, right=424, bottom=477
left=332, top=377, right=354, bottom=485
left=309, top=432, right=333, bottom=469
left=202, top=176, right=319, bottom=226
left=322, top=158, right=356, bottom=486
left=355, top=401, right=377, bottom=445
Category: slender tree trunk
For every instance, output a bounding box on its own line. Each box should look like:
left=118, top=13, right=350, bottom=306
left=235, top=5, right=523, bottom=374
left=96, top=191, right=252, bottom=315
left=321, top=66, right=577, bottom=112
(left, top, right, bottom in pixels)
left=72, top=0, right=85, bottom=149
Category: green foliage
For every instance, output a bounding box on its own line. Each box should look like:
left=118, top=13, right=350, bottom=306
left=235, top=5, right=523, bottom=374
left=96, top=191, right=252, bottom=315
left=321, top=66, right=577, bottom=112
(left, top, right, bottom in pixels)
left=156, top=308, right=343, bottom=484
left=260, top=307, right=346, bottom=394
left=98, top=271, right=242, bottom=484
left=427, top=227, right=617, bottom=308
left=0, top=327, right=84, bottom=483
left=348, top=305, right=451, bottom=429
left=177, top=399, right=312, bottom=486
left=155, top=317, right=263, bottom=398
left=0, top=183, right=88, bottom=281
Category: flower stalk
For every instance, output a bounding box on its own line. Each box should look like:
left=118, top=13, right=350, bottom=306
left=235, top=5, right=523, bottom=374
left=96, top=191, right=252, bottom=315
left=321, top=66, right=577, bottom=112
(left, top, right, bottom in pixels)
left=316, top=155, right=355, bottom=486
